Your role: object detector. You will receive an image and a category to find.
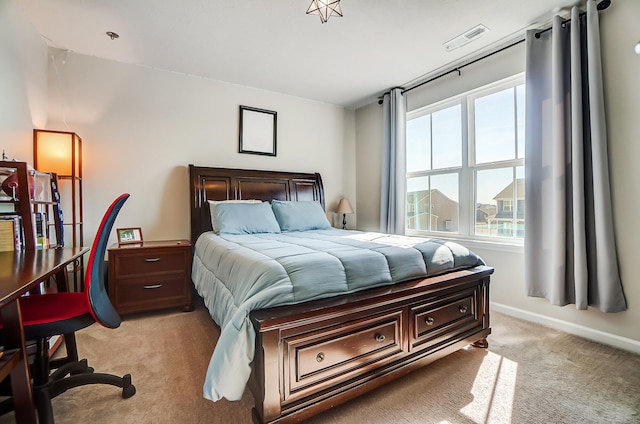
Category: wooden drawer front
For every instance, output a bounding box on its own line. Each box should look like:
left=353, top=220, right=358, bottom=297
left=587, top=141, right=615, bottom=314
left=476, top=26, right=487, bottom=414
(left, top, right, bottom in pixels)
left=283, top=310, right=404, bottom=401
left=410, top=288, right=480, bottom=351
left=113, top=276, right=188, bottom=312
left=114, top=249, right=188, bottom=278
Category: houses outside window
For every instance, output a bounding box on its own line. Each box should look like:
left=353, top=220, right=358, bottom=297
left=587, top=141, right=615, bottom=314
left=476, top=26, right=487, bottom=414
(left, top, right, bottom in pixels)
left=406, top=74, right=525, bottom=241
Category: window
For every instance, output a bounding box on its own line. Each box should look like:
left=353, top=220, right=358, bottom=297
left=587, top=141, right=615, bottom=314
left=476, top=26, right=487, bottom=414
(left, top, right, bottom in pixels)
left=405, top=74, right=525, bottom=241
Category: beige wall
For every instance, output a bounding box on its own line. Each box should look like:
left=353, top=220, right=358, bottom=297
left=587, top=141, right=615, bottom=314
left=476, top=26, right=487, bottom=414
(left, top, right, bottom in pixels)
left=0, top=0, right=48, bottom=157
left=354, top=101, right=383, bottom=232
left=50, top=51, right=355, bottom=245
left=4, top=43, right=355, bottom=247
left=354, top=0, right=640, bottom=351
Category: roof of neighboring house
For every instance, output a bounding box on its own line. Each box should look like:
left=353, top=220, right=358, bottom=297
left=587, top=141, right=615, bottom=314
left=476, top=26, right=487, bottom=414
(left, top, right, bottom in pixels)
left=408, top=188, right=457, bottom=205
left=493, top=179, right=525, bottom=201
left=476, top=204, right=497, bottom=217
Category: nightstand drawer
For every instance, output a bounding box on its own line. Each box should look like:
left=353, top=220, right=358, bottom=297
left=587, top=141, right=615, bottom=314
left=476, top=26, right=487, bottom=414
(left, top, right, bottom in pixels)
left=112, top=250, right=188, bottom=278
left=113, top=276, right=188, bottom=311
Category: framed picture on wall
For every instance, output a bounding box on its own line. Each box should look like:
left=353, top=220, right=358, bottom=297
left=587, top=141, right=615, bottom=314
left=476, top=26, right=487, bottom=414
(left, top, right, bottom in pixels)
left=117, top=227, right=143, bottom=245
left=239, top=105, right=277, bottom=156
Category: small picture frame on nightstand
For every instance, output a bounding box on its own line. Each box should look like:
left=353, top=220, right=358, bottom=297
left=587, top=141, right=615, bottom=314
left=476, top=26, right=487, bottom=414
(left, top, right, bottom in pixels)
left=117, top=227, right=143, bottom=245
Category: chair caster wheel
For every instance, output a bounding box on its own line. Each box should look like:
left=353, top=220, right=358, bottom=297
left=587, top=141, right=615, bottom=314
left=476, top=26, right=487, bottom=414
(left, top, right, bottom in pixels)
left=122, top=384, right=136, bottom=399
left=122, top=374, right=136, bottom=399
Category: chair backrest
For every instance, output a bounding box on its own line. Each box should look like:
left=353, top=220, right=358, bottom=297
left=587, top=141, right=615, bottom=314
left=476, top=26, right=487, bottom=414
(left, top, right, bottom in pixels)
left=84, top=193, right=130, bottom=328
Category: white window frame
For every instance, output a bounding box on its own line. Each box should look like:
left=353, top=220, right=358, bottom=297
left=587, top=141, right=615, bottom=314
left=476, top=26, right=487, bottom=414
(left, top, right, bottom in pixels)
left=405, top=73, right=525, bottom=247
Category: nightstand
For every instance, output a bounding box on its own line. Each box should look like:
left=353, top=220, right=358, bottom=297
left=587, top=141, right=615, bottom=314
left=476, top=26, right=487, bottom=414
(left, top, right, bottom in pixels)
left=107, top=240, right=193, bottom=315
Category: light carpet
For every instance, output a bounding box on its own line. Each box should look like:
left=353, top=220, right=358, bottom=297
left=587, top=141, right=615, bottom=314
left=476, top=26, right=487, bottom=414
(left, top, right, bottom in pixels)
left=2, top=301, right=638, bottom=423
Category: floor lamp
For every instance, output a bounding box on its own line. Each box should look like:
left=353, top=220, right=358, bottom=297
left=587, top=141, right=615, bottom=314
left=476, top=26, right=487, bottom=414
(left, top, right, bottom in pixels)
left=34, top=129, right=84, bottom=290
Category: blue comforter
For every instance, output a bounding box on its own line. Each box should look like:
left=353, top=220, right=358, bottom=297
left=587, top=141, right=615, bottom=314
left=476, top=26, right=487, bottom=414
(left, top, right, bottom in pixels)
left=191, top=229, right=484, bottom=401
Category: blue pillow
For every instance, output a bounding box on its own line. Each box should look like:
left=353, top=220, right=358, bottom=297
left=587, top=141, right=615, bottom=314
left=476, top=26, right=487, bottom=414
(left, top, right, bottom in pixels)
left=208, top=200, right=262, bottom=232
left=271, top=200, right=331, bottom=232
left=210, top=202, right=281, bottom=234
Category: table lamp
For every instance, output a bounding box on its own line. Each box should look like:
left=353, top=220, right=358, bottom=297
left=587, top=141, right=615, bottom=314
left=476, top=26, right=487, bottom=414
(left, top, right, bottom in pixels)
left=335, top=198, right=354, bottom=230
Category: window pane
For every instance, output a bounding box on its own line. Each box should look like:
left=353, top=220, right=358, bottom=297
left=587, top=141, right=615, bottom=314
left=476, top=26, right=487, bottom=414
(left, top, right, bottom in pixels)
left=430, top=173, right=459, bottom=232
left=475, top=168, right=513, bottom=236
left=406, top=175, right=459, bottom=232
left=406, top=176, right=429, bottom=230
left=475, top=88, right=516, bottom=164
left=432, top=105, right=461, bottom=169
left=516, top=84, right=526, bottom=159
left=406, top=115, right=431, bottom=172
left=476, top=168, right=514, bottom=237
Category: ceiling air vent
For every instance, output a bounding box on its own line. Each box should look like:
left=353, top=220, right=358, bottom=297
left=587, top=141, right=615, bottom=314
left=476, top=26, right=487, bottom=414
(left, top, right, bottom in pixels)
left=443, top=24, right=489, bottom=52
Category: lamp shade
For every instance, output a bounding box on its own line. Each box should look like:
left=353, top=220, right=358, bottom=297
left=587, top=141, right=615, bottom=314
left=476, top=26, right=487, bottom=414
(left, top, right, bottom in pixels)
left=336, top=198, right=354, bottom=214
left=34, top=130, right=82, bottom=177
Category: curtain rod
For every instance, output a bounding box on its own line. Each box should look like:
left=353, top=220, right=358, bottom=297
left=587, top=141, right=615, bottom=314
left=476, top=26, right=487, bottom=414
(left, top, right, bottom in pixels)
left=402, top=37, right=525, bottom=96
left=377, top=37, right=524, bottom=103
left=379, top=0, right=612, bottom=103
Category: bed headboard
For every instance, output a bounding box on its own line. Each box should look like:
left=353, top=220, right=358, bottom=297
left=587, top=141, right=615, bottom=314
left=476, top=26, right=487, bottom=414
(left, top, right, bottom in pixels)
left=188, top=165, right=325, bottom=245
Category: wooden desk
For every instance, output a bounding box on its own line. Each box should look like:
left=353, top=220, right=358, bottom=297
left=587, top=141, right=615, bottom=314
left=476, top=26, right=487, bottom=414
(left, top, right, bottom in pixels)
left=0, top=247, right=88, bottom=424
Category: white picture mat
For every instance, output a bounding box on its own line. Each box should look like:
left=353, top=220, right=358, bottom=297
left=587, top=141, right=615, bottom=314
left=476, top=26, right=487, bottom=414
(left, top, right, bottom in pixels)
left=240, top=107, right=276, bottom=155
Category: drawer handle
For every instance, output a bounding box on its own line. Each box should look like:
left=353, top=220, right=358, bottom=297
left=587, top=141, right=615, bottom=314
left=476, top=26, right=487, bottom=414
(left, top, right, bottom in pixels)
left=144, top=258, right=161, bottom=262
left=316, top=352, right=325, bottom=362
left=375, top=333, right=386, bottom=343
left=459, top=305, right=468, bottom=314
left=425, top=316, right=435, bottom=326
left=143, top=284, right=163, bottom=290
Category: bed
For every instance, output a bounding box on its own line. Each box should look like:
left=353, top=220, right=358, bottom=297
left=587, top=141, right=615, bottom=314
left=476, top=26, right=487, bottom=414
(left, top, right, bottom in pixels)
left=188, top=165, right=493, bottom=424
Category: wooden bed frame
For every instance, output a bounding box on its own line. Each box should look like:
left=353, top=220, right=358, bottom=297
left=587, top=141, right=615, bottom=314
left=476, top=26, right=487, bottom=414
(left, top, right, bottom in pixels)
left=188, top=164, right=493, bottom=424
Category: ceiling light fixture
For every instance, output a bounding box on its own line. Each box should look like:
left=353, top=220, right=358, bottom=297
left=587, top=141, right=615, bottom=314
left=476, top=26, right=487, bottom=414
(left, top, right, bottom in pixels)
left=307, top=0, right=343, bottom=24
left=106, top=31, right=119, bottom=40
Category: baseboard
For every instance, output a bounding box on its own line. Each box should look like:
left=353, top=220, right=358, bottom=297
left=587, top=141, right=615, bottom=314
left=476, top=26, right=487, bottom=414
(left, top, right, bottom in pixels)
left=490, top=302, right=640, bottom=355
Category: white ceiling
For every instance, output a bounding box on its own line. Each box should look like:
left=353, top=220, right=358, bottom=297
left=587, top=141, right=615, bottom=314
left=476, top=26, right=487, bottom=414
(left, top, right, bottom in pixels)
left=17, top=0, right=571, bottom=109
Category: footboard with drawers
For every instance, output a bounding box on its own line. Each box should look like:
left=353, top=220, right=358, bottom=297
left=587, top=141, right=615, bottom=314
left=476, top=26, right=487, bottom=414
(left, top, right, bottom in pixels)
left=249, top=265, right=492, bottom=424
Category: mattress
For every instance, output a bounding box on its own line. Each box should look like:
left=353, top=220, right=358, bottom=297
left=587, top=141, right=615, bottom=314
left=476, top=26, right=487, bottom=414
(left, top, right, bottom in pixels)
left=191, top=229, right=484, bottom=401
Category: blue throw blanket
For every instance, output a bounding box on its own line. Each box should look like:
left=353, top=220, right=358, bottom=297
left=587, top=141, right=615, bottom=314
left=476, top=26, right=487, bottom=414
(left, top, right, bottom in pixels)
left=191, top=229, right=484, bottom=401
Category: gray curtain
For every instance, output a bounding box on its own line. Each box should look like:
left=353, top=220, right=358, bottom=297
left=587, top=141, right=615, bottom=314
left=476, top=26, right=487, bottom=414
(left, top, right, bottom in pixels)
left=524, top=1, right=626, bottom=312
left=380, top=88, right=406, bottom=234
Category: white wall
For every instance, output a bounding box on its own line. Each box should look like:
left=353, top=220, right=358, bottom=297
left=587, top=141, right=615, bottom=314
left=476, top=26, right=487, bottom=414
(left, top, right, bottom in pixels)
left=340, top=108, right=358, bottom=230
left=0, top=0, right=48, bottom=157
left=354, top=0, right=640, bottom=351
left=355, top=101, right=383, bottom=232
left=4, top=49, right=355, bottom=247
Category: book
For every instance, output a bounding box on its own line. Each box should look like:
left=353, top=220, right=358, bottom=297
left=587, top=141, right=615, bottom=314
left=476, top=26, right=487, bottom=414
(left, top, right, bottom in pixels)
left=34, top=211, right=49, bottom=250
left=0, top=215, right=22, bottom=252
left=50, top=175, right=64, bottom=246
left=0, top=213, right=24, bottom=250
left=0, top=219, right=16, bottom=252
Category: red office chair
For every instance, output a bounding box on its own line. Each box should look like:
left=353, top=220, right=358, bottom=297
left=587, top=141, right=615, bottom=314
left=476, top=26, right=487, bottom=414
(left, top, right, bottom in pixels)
left=0, top=193, right=135, bottom=423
